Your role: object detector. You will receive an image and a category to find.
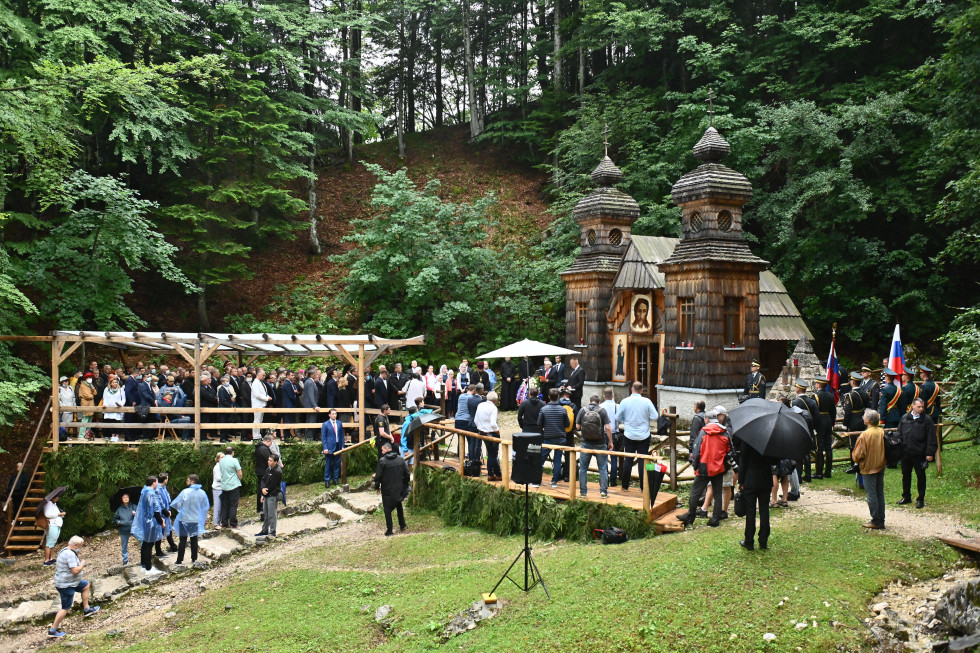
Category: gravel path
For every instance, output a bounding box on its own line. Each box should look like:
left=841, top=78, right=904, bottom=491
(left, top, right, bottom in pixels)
left=794, top=488, right=979, bottom=541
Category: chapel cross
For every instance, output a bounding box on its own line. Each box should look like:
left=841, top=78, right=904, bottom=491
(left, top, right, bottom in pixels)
left=706, top=88, right=716, bottom=127
left=602, top=123, right=610, bottom=157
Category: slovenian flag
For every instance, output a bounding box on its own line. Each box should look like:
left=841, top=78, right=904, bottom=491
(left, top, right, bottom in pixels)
left=826, top=334, right=841, bottom=402
left=888, top=324, right=905, bottom=385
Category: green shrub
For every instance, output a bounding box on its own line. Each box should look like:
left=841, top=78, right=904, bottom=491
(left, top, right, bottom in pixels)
left=410, top=465, right=653, bottom=542
left=43, top=441, right=378, bottom=538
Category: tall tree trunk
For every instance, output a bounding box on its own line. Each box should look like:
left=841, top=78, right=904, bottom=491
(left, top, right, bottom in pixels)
left=397, top=0, right=406, bottom=157
left=406, top=12, right=418, bottom=133
left=197, top=265, right=210, bottom=331
left=351, top=0, right=362, bottom=145
left=462, top=0, right=482, bottom=138
left=535, top=0, right=549, bottom=93
left=578, top=44, right=584, bottom=95
left=435, top=28, right=443, bottom=127
left=553, top=0, right=562, bottom=92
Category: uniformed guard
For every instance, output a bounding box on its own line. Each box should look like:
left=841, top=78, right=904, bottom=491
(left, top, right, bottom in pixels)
left=842, top=372, right=871, bottom=474
left=901, top=370, right=919, bottom=413
left=743, top=360, right=766, bottom=402
left=879, top=368, right=904, bottom=430
left=918, top=365, right=941, bottom=422
left=812, top=378, right=835, bottom=478
left=792, top=380, right=817, bottom=482
left=859, top=364, right=880, bottom=412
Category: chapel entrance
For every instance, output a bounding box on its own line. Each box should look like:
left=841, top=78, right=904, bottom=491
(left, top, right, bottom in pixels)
left=630, top=336, right=661, bottom=405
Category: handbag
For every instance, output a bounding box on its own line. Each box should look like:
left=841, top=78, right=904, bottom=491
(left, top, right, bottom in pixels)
left=593, top=527, right=628, bottom=545
left=733, top=490, right=747, bottom=518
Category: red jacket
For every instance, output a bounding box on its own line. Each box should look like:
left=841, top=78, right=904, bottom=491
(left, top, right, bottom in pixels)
left=697, top=422, right=731, bottom=477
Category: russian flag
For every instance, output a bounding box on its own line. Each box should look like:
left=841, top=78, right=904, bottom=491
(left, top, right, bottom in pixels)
left=888, top=324, right=905, bottom=385
left=826, top=335, right=841, bottom=402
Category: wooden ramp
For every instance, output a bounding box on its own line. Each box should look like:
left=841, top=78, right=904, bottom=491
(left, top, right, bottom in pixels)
left=419, top=460, right=680, bottom=526
left=939, top=537, right=980, bottom=556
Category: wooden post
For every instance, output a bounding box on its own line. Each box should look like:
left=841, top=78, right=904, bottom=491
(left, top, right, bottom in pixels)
left=501, top=436, right=511, bottom=490
left=568, top=448, right=578, bottom=500
left=341, top=449, right=349, bottom=488
left=668, top=406, right=677, bottom=491
left=935, top=422, right=943, bottom=476
left=412, top=424, right=421, bottom=470
left=51, top=338, right=62, bottom=452
left=193, top=341, right=202, bottom=450
left=458, top=430, right=465, bottom=476
left=642, top=456, right=651, bottom=514
left=357, top=345, right=365, bottom=445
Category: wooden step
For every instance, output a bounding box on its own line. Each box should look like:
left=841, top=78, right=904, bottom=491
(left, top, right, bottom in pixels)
left=27, top=489, right=45, bottom=495
left=3, top=544, right=41, bottom=552
left=11, top=529, right=42, bottom=535
left=6, top=536, right=42, bottom=542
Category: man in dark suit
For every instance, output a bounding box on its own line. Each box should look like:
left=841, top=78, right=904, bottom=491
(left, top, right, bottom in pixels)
left=253, top=434, right=273, bottom=514
left=373, top=369, right=391, bottom=410
left=390, top=363, right=408, bottom=410
left=736, top=436, right=776, bottom=551
left=812, top=378, right=835, bottom=478
left=565, top=357, right=585, bottom=409
left=500, top=357, right=517, bottom=411
left=137, top=375, right=157, bottom=440
left=280, top=371, right=299, bottom=439
left=123, top=370, right=142, bottom=441
left=553, top=356, right=566, bottom=385
left=321, top=408, right=346, bottom=487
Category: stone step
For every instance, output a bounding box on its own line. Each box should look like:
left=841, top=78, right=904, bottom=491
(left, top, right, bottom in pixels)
left=337, top=492, right=380, bottom=515
left=0, top=599, right=57, bottom=626
left=275, top=511, right=333, bottom=537
left=91, top=575, right=130, bottom=601
left=318, top=503, right=362, bottom=523
left=197, top=534, right=242, bottom=562
left=122, top=565, right=167, bottom=586
left=225, top=528, right=257, bottom=549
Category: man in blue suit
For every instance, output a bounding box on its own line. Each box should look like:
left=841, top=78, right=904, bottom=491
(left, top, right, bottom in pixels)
left=321, top=408, right=346, bottom=488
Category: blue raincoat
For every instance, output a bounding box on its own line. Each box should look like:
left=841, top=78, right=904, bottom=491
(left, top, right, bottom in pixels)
left=131, top=485, right=163, bottom=543
left=156, top=484, right=173, bottom=537
left=170, top=484, right=210, bottom=537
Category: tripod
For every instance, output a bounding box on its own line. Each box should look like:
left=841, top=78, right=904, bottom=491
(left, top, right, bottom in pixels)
left=490, top=484, right=550, bottom=598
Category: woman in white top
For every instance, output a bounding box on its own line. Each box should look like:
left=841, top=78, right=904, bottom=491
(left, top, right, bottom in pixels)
left=424, top=365, right=439, bottom=405
left=101, top=377, right=126, bottom=440
left=43, top=496, right=66, bottom=564
left=211, top=452, right=224, bottom=528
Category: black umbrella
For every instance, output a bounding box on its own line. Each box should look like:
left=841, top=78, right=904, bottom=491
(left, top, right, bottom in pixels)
left=728, top=398, right=811, bottom=460
left=401, top=412, right=444, bottom=440
left=110, top=486, right=142, bottom=512
left=44, top=486, right=67, bottom=502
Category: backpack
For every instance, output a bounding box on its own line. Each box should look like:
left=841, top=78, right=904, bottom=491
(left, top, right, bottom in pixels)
left=563, top=404, right=575, bottom=434
left=581, top=406, right=604, bottom=442
left=594, top=527, right=628, bottom=545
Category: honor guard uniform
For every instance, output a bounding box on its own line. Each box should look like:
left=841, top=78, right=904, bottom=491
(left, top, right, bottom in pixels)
left=918, top=366, right=941, bottom=421
left=812, top=378, right=835, bottom=478
left=743, top=361, right=766, bottom=401
left=879, top=368, right=904, bottom=430
left=842, top=372, right=871, bottom=473
left=901, top=370, right=919, bottom=413
left=792, top=380, right=817, bottom=482
left=859, top=364, right=880, bottom=411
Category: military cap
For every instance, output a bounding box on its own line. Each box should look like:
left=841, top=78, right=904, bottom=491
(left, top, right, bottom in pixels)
left=860, top=364, right=873, bottom=372
left=919, top=365, right=932, bottom=373
left=883, top=368, right=898, bottom=376
left=850, top=371, right=863, bottom=381
left=793, top=381, right=808, bottom=390
left=751, top=360, right=761, bottom=367
left=813, top=378, right=828, bottom=386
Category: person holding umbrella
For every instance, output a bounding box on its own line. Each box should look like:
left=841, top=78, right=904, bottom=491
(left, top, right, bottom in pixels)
left=40, top=488, right=67, bottom=565
left=131, top=477, right=165, bottom=577
left=728, top=399, right=812, bottom=551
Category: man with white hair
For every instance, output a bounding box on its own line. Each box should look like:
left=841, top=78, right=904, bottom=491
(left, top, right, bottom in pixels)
left=251, top=368, right=270, bottom=440
left=473, top=391, right=502, bottom=481
left=678, top=409, right=732, bottom=526
left=49, top=536, right=99, bottom=638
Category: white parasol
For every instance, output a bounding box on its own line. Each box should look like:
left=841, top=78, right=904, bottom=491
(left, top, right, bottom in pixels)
left=476, top=338, right=580, bottom=360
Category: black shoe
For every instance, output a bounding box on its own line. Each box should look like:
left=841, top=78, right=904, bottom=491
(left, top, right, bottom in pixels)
left=916, top=499, right=924, bottom=509
left=255, top=532, right=269, bottom=537
left=399, top=525, right=407, bottom=531
left=897, top=497, right=912, bottom=505
left=175, top=559, right=184, bottom=565
left=803, top=476, right=812, bottom=483
left=719, top=511, right=729, bottom=520
left=677, top=512, right=695, bottom=525
left=167, top=546, right=178, bottom=553
left=384, top=531, right=393, bottom=537
left=706, top=519, right=720, bottom=528
left=812, top=474, right=823, bottom=480
left=759, top=541, right=768, bottom=550
left=696, top=508, right=708, bottom=518
left=824, top=472, right=831, bottom=478
left=739, top=540, right=754, bottom=551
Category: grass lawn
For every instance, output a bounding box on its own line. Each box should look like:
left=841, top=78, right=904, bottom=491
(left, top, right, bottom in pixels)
left=809, top=440, right=980, bottom=528
left=102, top=509, right=958, bottom=653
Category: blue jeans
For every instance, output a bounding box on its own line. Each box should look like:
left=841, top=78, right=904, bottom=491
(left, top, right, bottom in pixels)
left=542, top=438, right=564, bottom=484
left=863, top=470, right=885, bottom=527
left=119, top=531, right=133, bottom=564
left=579, top=440, right=609, bottom=495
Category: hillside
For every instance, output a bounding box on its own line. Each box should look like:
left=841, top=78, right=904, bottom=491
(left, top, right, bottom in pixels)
left=132, top=124, right=553, bottom=332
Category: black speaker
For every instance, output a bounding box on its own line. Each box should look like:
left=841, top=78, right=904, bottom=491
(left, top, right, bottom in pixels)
left=511, top=432, right=544, bottom=486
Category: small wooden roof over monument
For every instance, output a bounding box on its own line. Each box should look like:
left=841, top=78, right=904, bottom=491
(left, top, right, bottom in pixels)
left=611, top=236, right=812, bottom=341
left=48, top=331, right=424, bottom=358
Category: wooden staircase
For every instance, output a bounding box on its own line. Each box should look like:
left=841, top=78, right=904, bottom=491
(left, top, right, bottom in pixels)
left=3, top=469, right=46, bottom=555
left=2, top=397, right=51, bottom=557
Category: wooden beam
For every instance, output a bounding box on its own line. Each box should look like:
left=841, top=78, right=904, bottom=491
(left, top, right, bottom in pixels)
left=171, top=343, right=195, bottom=365
left=365, top=345, right=390, bottom=366
left=334, top=345, right=359, bottom=369
left=55, top=340, right=83, bottom=366
left=358, top=345, right=365, bottom=444
left=193, top=341, right=201, bottom=450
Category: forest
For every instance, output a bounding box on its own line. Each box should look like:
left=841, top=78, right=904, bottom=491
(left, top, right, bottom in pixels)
left=1, top=0, right=979, bottom=427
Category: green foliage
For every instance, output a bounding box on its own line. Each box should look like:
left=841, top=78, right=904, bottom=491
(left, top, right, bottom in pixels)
left=225, top=279, right=342, bottom=334
left=43, top=441, right=378, bottom=538
left=411, top=464, right=652, bottom=542
left=942, top=312, right=980, bottom=439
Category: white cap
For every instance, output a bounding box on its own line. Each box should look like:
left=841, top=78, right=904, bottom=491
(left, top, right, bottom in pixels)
left=713, top=405, right=728, bottom=415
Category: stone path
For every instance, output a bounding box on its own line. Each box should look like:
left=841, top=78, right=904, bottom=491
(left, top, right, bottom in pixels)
left=0, top=488, right=380, bottom=631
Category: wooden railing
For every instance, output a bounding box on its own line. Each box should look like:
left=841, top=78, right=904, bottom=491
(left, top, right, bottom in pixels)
left=2, top=398, right=50, bottom=554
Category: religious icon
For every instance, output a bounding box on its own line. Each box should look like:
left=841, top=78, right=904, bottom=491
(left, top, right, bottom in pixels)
left=612, top=334, right=627, bottom=382
left=630, top=294, right=652, bottom=333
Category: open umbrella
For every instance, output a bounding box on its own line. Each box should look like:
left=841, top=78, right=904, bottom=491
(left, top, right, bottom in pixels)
left=402, top=412, right=444, bottom=441
left=476, top=339, right=579, bottom=360
left=110, top=486, right=142, bottom=512
left=44, top=486, right=67, bottom=502
left=728, top=398, right=811, bottom=460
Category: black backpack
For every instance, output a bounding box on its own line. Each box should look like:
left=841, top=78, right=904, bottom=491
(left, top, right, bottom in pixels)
left=594, top=527, right=628, bottom=544
left=580, top=406, right=604, bottom=442
left=463, top=459, right=481, bottom=477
